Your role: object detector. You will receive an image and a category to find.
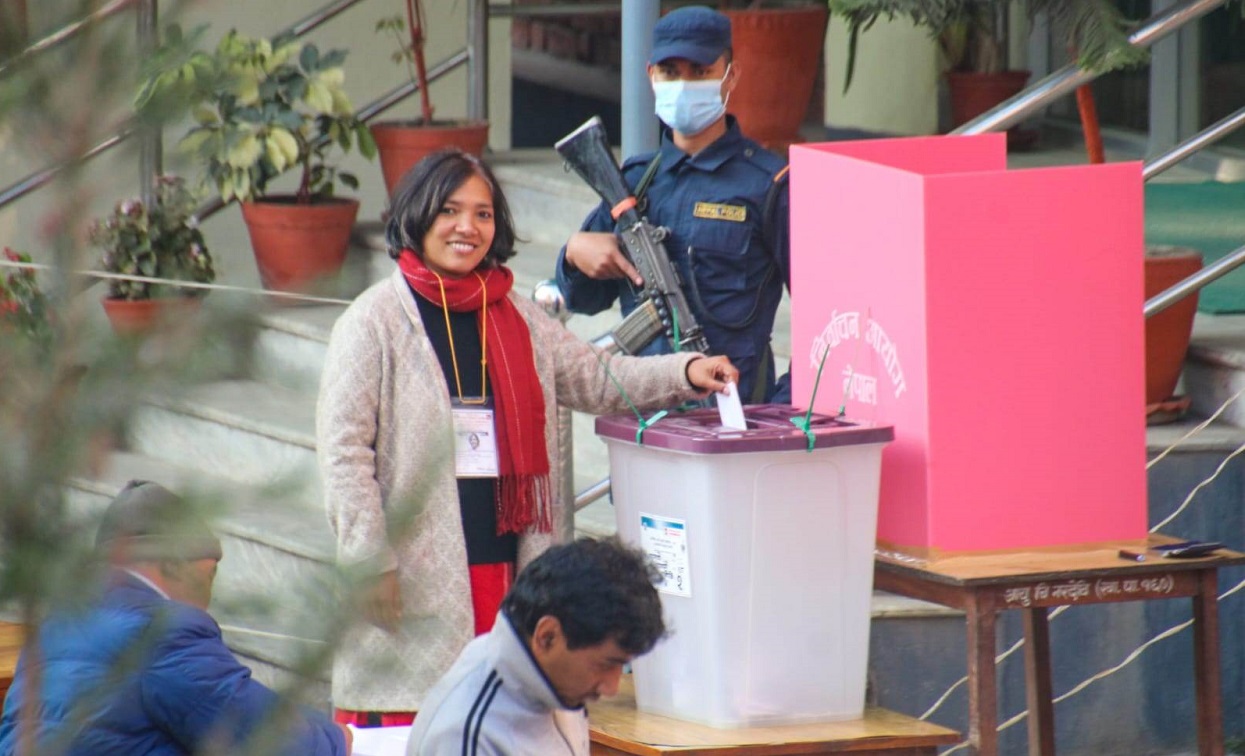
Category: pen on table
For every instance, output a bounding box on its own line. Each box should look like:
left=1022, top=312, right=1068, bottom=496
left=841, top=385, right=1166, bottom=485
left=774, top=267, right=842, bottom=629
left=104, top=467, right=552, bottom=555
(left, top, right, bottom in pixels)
left=1118, top=549, right=1146, bottom=562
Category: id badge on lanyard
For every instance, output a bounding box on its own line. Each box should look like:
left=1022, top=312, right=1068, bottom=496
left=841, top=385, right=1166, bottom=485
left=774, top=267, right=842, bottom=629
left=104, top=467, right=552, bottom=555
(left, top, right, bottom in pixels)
left=451, top=397, right=499, bottom=478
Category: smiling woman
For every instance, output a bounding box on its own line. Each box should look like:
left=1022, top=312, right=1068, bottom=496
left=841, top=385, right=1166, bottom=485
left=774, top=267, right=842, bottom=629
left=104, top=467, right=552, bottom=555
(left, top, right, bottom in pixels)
left=317, top=149, right=740, bottom=727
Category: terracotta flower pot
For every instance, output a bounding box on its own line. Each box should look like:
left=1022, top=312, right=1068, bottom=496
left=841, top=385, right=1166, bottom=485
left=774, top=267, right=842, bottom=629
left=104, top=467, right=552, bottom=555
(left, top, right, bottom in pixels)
left=100, top=296, right=202, bottom=336
left=1145, top=245, right=1203, bottom=406
left=240, top=196, right=360, bottom=295
left=722, top=6, right=828, bottom=152
left=371, top=120, right=490, bottom=196
left=946, top=70, right=1031, bottom=129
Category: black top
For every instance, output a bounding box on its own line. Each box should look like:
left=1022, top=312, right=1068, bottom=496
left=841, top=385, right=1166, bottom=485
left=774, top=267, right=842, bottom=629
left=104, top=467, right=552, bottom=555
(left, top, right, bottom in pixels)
left=413, top=291, right=517, bottom=566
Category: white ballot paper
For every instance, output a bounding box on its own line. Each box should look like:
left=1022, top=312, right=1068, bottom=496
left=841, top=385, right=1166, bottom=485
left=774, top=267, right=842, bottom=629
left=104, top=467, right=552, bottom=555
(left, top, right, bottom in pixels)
left=716, top=381, right=746, bottom=430
left=347, top=724, right=412, bottom=756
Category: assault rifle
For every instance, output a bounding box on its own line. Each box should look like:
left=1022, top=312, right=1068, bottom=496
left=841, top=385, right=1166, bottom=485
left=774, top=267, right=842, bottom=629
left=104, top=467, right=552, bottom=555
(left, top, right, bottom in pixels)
left=555, top=116, right=711, bottom=356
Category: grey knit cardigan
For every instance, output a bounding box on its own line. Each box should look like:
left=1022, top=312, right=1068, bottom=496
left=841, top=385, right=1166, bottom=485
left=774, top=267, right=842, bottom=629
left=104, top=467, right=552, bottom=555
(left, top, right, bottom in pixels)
left=316, top=269, right=698, bottom=711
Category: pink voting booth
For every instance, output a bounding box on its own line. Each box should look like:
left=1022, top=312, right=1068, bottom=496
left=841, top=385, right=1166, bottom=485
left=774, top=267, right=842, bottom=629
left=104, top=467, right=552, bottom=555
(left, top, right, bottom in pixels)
left=789, top=133, right=1148, bottom=553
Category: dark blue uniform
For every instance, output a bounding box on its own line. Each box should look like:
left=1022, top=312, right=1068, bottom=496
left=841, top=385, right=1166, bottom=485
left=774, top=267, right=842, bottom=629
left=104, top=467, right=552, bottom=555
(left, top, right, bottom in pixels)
left=556, top=116, right=790, bottom=403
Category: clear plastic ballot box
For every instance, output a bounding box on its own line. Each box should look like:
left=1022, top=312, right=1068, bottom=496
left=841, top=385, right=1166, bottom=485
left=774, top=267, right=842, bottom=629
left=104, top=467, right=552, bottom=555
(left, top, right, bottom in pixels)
left=595, top=405, right=894, bottom=728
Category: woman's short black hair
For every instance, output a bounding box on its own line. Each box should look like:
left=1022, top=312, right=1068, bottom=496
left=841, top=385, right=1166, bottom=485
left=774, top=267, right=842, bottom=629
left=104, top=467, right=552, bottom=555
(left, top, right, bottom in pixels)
left=501, top=537, right=667, bottom=655
left=384, top=148, right=517, bottom=265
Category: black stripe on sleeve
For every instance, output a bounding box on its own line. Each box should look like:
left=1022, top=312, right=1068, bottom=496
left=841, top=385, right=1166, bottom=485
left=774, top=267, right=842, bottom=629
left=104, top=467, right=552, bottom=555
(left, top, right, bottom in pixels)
left=461, top=670, right=502, bottom=756
left=469, top=677, right=504, bottom=756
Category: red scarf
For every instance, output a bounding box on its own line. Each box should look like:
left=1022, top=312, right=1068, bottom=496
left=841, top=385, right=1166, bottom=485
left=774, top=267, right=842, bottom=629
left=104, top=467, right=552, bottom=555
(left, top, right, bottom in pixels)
left=398, top=251, right=551, bottom=534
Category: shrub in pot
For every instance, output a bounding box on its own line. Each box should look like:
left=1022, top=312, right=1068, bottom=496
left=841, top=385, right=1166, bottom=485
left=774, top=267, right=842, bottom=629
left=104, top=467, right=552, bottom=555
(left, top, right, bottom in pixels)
left=140, top=27, right=376, bottom=295
left=90, top=175, right=215, bottom=334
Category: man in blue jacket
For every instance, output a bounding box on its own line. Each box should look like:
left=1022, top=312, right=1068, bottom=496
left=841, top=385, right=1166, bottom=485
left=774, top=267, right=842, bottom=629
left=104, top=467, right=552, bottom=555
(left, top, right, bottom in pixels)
left=557, top=5, right=791, bottom=404
left=0, top=480, right=352, bottom=756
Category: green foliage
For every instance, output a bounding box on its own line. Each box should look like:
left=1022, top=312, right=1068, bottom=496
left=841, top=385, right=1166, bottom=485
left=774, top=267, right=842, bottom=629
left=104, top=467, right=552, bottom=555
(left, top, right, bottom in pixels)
left=828, top=0, right=1151, bottom=90
left=376, top=14, right=420, bottom=89
left=139, top=27, right=376, bottom=205
left=89, top=175, right=215, bottom=301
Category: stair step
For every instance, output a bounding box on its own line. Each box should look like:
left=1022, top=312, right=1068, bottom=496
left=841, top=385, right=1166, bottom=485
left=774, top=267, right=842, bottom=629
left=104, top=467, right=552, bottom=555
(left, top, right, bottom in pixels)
left=129, top=380, right=319, bottom=495
left=252, top=304, right=345, bottom=391
left=493, top=151, right=600, bottom=249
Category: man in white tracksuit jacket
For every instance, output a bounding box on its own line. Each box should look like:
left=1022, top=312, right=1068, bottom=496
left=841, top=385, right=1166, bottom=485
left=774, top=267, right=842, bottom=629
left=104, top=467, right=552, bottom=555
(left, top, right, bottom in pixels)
left=406, top=538, right=667, bottom=756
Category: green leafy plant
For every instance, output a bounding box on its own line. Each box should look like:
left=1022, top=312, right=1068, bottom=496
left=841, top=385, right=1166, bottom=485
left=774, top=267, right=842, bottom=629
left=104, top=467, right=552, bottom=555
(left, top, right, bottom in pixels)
left=375, top=0, right=435, bottom=124
left=90, top=175, right=215, bottom=301
left=138, top=27, right=377, bottom=205
left=0, top=248, right=53, bottom=350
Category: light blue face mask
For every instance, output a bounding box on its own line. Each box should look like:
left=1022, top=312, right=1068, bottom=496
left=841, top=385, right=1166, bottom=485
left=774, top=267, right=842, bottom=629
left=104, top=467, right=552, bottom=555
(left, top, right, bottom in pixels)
left=651, top=66, right=731, bottom=136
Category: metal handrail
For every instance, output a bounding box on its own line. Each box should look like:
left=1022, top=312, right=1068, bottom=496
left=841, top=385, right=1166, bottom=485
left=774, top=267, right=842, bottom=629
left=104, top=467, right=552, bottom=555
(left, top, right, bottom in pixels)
left=1138, top=105, right=1245, bottom=318
left=574, top=479, right=611, bottom=513
left=0, top=130, right=133, bottom=209
left=487, top=3, right=620, bottom=17
left=0, top=0, right=136, bottom=79
left=1145, top=249, right=1245, bottom=318
left=1143, top=106, right=1245, bottom=182
left=953, top=0, right=1226, bottom=136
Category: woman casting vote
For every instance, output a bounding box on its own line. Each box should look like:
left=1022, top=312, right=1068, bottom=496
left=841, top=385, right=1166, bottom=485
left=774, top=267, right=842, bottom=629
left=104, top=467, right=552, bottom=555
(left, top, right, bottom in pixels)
left=317, top=149, right=737, bottom=725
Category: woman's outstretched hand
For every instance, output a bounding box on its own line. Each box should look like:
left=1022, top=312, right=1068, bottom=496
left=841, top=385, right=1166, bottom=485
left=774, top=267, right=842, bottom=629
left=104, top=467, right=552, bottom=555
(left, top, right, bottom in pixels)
left=685, top=355, right=740, bottom=396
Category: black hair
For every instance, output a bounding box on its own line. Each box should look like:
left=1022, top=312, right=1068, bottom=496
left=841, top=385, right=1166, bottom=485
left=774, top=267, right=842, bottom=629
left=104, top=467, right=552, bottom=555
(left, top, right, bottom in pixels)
left=384, top=148, right=517, bottom=266
left=502, top=537, right=667, bottom=656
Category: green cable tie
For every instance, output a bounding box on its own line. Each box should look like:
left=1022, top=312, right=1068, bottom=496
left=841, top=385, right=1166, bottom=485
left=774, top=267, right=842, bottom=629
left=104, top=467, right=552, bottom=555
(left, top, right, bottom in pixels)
left=789, top=344, right=831, bottom=453
left=670, top=306, right=682, bottom=353
left=789, top=415, right=815, bottom=452
left=636, top=409, right=669, bottom=445
left=595, top=348, right=645, bottom=420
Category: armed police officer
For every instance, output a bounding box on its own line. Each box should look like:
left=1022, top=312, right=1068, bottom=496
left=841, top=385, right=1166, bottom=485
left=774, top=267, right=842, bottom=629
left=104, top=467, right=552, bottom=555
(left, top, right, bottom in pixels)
left=556, top=5, right=791, bottom=404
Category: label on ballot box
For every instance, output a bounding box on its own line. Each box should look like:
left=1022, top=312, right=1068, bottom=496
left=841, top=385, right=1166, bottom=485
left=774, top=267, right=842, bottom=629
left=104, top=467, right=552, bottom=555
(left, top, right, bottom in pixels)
left=640, top=513, right=691, bottom=597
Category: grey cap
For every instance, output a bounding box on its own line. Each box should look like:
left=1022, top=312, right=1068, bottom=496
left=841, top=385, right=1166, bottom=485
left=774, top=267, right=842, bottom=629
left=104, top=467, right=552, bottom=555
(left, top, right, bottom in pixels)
left=96, top=480, right=222, bottom=562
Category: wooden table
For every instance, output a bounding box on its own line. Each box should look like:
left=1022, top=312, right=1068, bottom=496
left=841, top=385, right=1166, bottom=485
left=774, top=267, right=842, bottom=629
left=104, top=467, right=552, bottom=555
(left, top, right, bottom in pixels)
left=0, top=622, right=22, bottom=703
left=588, top=676, right=959, bottom=755
left=874, top=536, right=1245, bottom=756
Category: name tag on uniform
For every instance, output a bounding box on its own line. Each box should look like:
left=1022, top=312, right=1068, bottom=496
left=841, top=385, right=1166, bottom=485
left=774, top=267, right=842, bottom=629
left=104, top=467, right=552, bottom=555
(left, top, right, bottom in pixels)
left=451, top=401, right=500, bottom=478
left=693, top=202, right=747, bottom=222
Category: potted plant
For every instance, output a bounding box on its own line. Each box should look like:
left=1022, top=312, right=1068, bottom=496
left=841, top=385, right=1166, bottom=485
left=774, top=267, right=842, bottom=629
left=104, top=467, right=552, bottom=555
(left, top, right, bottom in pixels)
left=371, top=0, right=489, bottom=195
left=719, top=1, right=829, bottom=152
left=141, top=28, right=376, bottom=294
left=90, top=175, right=215, bottom=334
left=0, top=248, right=53, bottom=352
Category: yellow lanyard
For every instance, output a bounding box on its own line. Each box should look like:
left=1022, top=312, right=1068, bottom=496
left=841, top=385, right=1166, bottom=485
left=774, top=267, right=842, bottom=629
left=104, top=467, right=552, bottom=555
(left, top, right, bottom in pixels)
left=433, top=270, right=489, bottom=404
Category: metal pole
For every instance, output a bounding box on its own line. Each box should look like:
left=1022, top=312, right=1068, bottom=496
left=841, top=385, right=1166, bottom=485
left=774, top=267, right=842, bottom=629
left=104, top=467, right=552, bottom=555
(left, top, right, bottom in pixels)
left=467, top=0, right=488, bottom=122
left=0, top=0, right=134, bottom=80
left=136, top=0, right=160, bottom=206
left=1143, top=105, right=1245, bottom=181
left=488, top=3, right=620, bottom=17
left=621, top=0, right=659, bottom=158
left=953, top=0, right=1226, bottom=135
left=1145, top=244, right=1245, bottom=318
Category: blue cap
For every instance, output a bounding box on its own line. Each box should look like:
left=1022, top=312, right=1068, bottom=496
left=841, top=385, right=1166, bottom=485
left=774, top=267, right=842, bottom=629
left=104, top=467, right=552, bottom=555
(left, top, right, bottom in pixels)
left=649, top=6, right=732, bottom=66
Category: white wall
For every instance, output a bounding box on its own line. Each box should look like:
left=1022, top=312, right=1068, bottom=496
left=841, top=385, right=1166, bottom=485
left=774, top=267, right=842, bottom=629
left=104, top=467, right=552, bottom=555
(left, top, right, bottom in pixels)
left=823, top=14, right=939, bottom=136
